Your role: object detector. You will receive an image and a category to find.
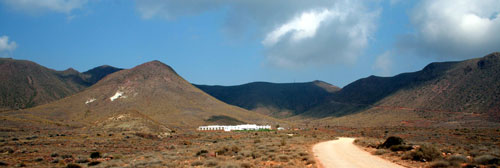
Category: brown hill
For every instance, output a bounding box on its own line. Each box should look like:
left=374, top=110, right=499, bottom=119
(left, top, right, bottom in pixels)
left=195, top=80, right=340, bottom=118
left=0, top=58, right=118, bottom=111
left=0, top=58, right=121, bottom=111
left=82, top=65, right=123, bottom=84
left=307, top=52, right=500, bottom=127
left=8, top=60, right=279, bottom=132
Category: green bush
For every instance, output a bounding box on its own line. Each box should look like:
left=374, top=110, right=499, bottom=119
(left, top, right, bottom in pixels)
left=90, top=152, right=101, bottom=159
left=87, top=161, right=101, bottom=166
left=61, top=154, right=73, bottom=159
left=231, top=146, right=240, bottom=154
left=191, top=161, right=203, bottom=166
left=278, top=155, right=289, bottom=162
left=254, top=139, right=261, bottom=143
left=280, top=139, right=286, bottom=146
left=216, top=146, right=240, bottom=156
left=51, top=153, right=59, bottom=157
left=196, top=150, right=208, bottom=157
left=181, top=140, right=192, bottom=145
left=251, top=151, right=261, bottom=159
left=389, top=145, right=413, bottom=152
left=0, top=147, right=14, bottom=154
left=406, top=144, right=441, bottom=162
left=474, top=155, right=500, bottom=165
left=205, top=160, right=218, bottom=167
left=378, top=136, right=404, bottom=149
left=374, top=149, right=388, bottom=155
left=75, top=157, right=89, bottom=163
left=429, top=160, right=450, bottom=168
left=447, top=155, right=468, bottom=163
left=66, top=163, right=82, bottom=168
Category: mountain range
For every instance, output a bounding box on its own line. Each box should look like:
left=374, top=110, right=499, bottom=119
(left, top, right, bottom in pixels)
left=0, top=60, right=280, bottom=135
left=195, top=80, right=340, bottom=118
left=318, top=52, right=500, bottom=127
left=1, top=52, right=499, bottom=131
left=197, top=52, right=500, bottom=127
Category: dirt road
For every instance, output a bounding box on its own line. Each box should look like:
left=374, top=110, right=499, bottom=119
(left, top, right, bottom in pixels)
left=313, top=137, right=404, bottom=168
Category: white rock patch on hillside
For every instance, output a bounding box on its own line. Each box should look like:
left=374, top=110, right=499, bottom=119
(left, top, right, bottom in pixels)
left=110, top=91, right=127, bottom=101
left=85, top=98, right=96, bottom=104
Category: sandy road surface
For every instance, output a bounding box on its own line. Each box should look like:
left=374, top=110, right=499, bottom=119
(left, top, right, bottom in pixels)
left=313, top=137, right=404, bottom=168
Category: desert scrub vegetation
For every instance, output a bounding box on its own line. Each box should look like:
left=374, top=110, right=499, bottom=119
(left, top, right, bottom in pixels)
left=0, top=128, right=334, bottom=167
left=474, top=154, right=500, bottom=165
left=352, top=129, right=500, bottom=168
left=403, top=144, right=441, bottom=162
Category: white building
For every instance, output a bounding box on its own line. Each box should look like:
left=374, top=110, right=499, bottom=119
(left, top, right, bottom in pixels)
left=197, top=124, right=271, bottom=132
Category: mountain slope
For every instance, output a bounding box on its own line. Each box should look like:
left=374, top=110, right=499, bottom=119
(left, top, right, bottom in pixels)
left=195, top=81, right=340, bottom=118
left=309, top=52, right=500, bottom=127
left=82, top=65, right=123, bottom=84
left=0, top=58, right=121, bottom=111
left=15, top=61, right=279, bottom=131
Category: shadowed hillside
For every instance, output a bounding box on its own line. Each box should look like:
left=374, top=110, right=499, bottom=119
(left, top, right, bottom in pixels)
left=195, top=80, right=340, bottom=118
left=307, top=52, right=500, bottom=127
left=82, top=65, right=123, bottom=84
left=0, top=58, right=121, bottom=111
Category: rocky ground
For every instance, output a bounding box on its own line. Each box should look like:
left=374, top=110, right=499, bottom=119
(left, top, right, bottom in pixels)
left=0, top=129, right=334, bottom=168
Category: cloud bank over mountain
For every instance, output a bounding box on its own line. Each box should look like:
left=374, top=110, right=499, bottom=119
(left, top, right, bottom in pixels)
left=398, top=0, right=500, bottom=60
left=135, top=0, right=380, bottom=68
left=0, top=35, right=16, bottom=57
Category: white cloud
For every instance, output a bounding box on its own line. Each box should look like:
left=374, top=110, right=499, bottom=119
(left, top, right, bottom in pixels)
left=373, top=51, right=392, bottom=76
left=0, top=35, right=17, bottom=57
left=135, top=0, right=380, bottom=68
left=1, top=0, right=88, bottom=14
left=0, top=36, right=17, bottom=51
left=262, top=9, right=336, bottom=47
left=264, top=2, right=378, bottom=68
left=398, top=0, right=500, bottom=59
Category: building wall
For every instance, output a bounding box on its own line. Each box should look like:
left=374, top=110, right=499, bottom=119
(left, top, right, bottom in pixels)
left=198, top=124, right=271, bottom=132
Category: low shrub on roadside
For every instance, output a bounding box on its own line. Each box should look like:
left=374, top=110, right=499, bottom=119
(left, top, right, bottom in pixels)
left=378, top=136, right=404, bottom=149
left=404, top=144, right=441, bottom=162
left=374, top=149, right=389, bottom=155
left=354, top=138, right=381, bottom=148
left=429, top=160, right=450, bottom=168
left=474, top=155, right=500, bottom=165
left=447, top=155, right=468, bottom=163
left=389, top=145, right=413, bottom=152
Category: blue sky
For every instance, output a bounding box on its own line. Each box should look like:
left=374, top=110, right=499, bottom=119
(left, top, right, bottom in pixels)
left=0, top=0, right=499, bottom=87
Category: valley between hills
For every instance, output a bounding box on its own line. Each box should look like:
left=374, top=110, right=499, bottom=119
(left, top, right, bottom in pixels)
left=0, top=52, right=499, bottom=168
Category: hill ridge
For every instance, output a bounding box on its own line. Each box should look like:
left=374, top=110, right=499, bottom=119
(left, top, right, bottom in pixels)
left=306, top=52, right=500, bottom=127
left=15, top=60, right=281, bottom=132
left=195, top=81, right=340, bottom=118
left=0, top=58, right=121, bottom=110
